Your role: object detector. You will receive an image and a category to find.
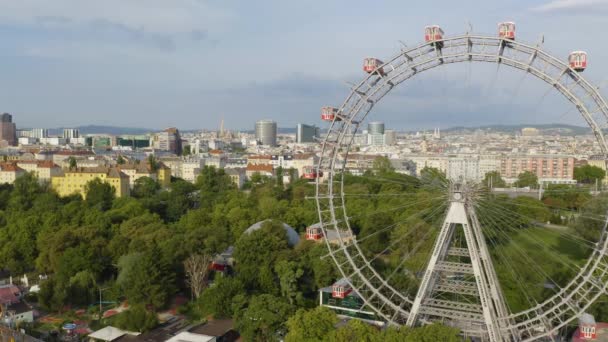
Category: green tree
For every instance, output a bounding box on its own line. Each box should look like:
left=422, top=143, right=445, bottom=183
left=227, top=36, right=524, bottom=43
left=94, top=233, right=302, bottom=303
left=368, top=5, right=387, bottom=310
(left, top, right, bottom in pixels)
left=198, top=277, right=245, bottom=318
left=515, top=171, right=538, bottom=188
left=235, top=294, right=294, bottom=341
left=85, top=178, right=115, bottom=210
left=419, top=167, right=447, bottom=190
left=327, top=319, right=381, bottom=342
left=116, top=155, right=126, bottom=165
left=274, top=260, right=304, bottom=305
left=165, top=179, right=196, bottom=222
left=482, top=171, right=506, bottom=188
left=233, top=220, right=290, bottom=291
left=147, top=155, right=159, bottom=172
left=117, top=250, right=174, bottom=309
left=182, top=145, right=192, bottom=156
left=113, top=304, right=158, bottom=332
left=285, top=307, right=338, bottom=342
left=276, top=166, right=284, bottom=187
left=574, top=164, right=606, bottom=185
left=67, top=270, right=97, bottom=306
left=399, top=323, right=462, bottom=342
left=9, top=172, right=42, bottom=211
left=132, top=177, right=160, bottom=198
left=372, top=156, right=395, bottom=174
left=68, top=156, right=78, bottom=170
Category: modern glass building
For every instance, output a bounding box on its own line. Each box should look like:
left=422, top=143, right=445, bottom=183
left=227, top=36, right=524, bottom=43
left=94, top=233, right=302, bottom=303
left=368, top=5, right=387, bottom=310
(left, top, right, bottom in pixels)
left=296, top=123, right=319, bottom=143
left=255, top=120, right=277, bottom=146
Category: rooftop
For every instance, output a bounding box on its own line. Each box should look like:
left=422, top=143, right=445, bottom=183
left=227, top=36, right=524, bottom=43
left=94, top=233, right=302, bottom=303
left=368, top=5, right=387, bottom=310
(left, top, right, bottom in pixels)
left=246, top=163, right=273, bottom=173
left=88, top=326, right=139, bottom=342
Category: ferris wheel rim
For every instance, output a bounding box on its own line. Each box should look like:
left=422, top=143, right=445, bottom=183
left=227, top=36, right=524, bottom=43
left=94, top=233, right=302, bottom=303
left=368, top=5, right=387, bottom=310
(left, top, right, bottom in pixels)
left=315, top=33, right=608, bottom=340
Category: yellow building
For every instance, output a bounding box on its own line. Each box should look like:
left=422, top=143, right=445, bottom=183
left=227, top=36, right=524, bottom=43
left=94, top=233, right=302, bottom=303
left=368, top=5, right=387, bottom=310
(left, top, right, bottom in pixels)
left=51, top=167, right=130, bottom=198
left=157, top=163, right=171, bottom=188
left=587, top=157, right=608, bottom=184
left=117, top=162, right=172, bottom=189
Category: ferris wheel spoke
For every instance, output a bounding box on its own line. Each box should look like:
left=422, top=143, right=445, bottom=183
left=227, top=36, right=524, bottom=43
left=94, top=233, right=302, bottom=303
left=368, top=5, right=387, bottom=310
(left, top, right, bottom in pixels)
left=478, top=199, right=599, bottom=248
left=477, top=207, right=563, bottom=302
left=322, top=202, right=446, bottom=261
left=344, top=195, right=447, bottom=222
left=356, top=203, right=447, bottom=259
left=477, top=215, right=536, bottom=311
left=478, top=203, right=585, bottom=275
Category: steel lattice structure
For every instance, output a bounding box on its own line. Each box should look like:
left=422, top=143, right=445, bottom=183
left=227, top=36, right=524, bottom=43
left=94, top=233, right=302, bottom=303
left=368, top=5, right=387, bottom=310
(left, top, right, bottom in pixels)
left=315, top=33, right=608, bottom=341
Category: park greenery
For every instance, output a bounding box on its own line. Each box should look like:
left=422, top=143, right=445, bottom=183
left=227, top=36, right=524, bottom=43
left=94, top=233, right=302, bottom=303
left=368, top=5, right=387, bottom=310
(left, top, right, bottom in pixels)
left=0, top=161, right=607, bottom=339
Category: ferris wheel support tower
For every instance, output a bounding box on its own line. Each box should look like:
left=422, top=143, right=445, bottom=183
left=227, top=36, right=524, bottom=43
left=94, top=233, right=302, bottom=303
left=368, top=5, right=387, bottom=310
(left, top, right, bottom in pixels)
left=406, top=184, right=511, bottom=341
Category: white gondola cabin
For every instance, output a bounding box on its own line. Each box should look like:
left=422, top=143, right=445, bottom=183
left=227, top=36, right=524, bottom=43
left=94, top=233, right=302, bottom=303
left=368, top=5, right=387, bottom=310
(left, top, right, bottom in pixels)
left=302, top=166, right=323, bottom=180
left=569, top=51, right=587, bottom=72
left=321, top=106, right=340, bottom=122
left=363, top=58, right=385, bottom=76
left=424, top=25, right=444, bottom=48
left=498, top=22, right=516, bottom=40
left=305, top=225, right=323, bottom=241
left=331, top=278, right=353, bottom=299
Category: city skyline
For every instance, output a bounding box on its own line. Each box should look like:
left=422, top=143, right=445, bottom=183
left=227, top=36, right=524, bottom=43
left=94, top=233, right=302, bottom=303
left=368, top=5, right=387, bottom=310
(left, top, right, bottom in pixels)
left=1, top=1, right=608, bottom=129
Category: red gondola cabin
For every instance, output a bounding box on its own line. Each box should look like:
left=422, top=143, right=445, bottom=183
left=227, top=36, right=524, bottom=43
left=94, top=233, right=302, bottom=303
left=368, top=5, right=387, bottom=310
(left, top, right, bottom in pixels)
left=302, top=166, right=323, bottom=180
left=321, top=106, right=340, bottom=122
left=569, top=51, right=587, bottom=72
left=306, top=225, right=323, bottom=240
left=332, top=278, right=353, bottom=299
left=498, top=22, right=515, bottom=40
left=363, top=58, right=385, bottom=76
left=425, top=25, right=444, bottom=48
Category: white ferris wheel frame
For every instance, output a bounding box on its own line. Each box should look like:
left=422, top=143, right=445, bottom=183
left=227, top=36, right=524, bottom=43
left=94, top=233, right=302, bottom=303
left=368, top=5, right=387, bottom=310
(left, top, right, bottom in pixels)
left=315, top=33, right=608, bottom=341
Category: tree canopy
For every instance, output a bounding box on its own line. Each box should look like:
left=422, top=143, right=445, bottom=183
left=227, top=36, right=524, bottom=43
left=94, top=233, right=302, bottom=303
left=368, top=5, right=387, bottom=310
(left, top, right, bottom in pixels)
left=574, top=164, right=606, bottom=185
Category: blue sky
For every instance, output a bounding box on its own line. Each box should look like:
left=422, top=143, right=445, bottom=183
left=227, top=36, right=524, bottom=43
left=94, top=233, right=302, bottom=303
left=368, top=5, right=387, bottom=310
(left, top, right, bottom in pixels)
left=1, top=0, right=607, bottom=130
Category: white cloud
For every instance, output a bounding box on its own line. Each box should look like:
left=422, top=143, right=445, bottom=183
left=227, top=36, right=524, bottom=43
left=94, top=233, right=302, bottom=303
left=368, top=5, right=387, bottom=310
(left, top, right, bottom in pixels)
left=0, top=0, right=234, bottom=35
left=531, top=0, right=608, bottom=12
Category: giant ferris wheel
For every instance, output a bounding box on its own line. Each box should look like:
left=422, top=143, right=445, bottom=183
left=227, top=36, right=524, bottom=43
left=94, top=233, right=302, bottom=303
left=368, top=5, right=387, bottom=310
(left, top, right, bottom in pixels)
left=314, top=22, right=608, bottom=341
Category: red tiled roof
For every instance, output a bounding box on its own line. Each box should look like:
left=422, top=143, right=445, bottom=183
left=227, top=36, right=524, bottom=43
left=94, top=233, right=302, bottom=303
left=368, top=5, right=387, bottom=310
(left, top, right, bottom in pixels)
left=37, top=160, right=58, bottom=168
left=0, top=163, right=24, bottom=172
left=246, top=163, right=273, bottom=173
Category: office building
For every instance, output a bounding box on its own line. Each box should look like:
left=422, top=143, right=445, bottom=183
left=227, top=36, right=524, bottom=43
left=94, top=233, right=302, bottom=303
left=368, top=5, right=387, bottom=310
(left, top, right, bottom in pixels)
left=151, top=128, right=183, bottom=155
left=255, top=120, right=277, bottom=146
left=385, top=130, right=397, bottom=146
left=367, top=121, right=387, bottom=146
left=63, top=128, right=80, bottom=140
left=31, top=129, right=49, bottom=139
left=0, top=113, right=17, bottom=146
left=500, top=155, right=575, bottom=180
left=296, top=124, right=319, bottom=143
left=368, top=122, right=385, bottom=135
